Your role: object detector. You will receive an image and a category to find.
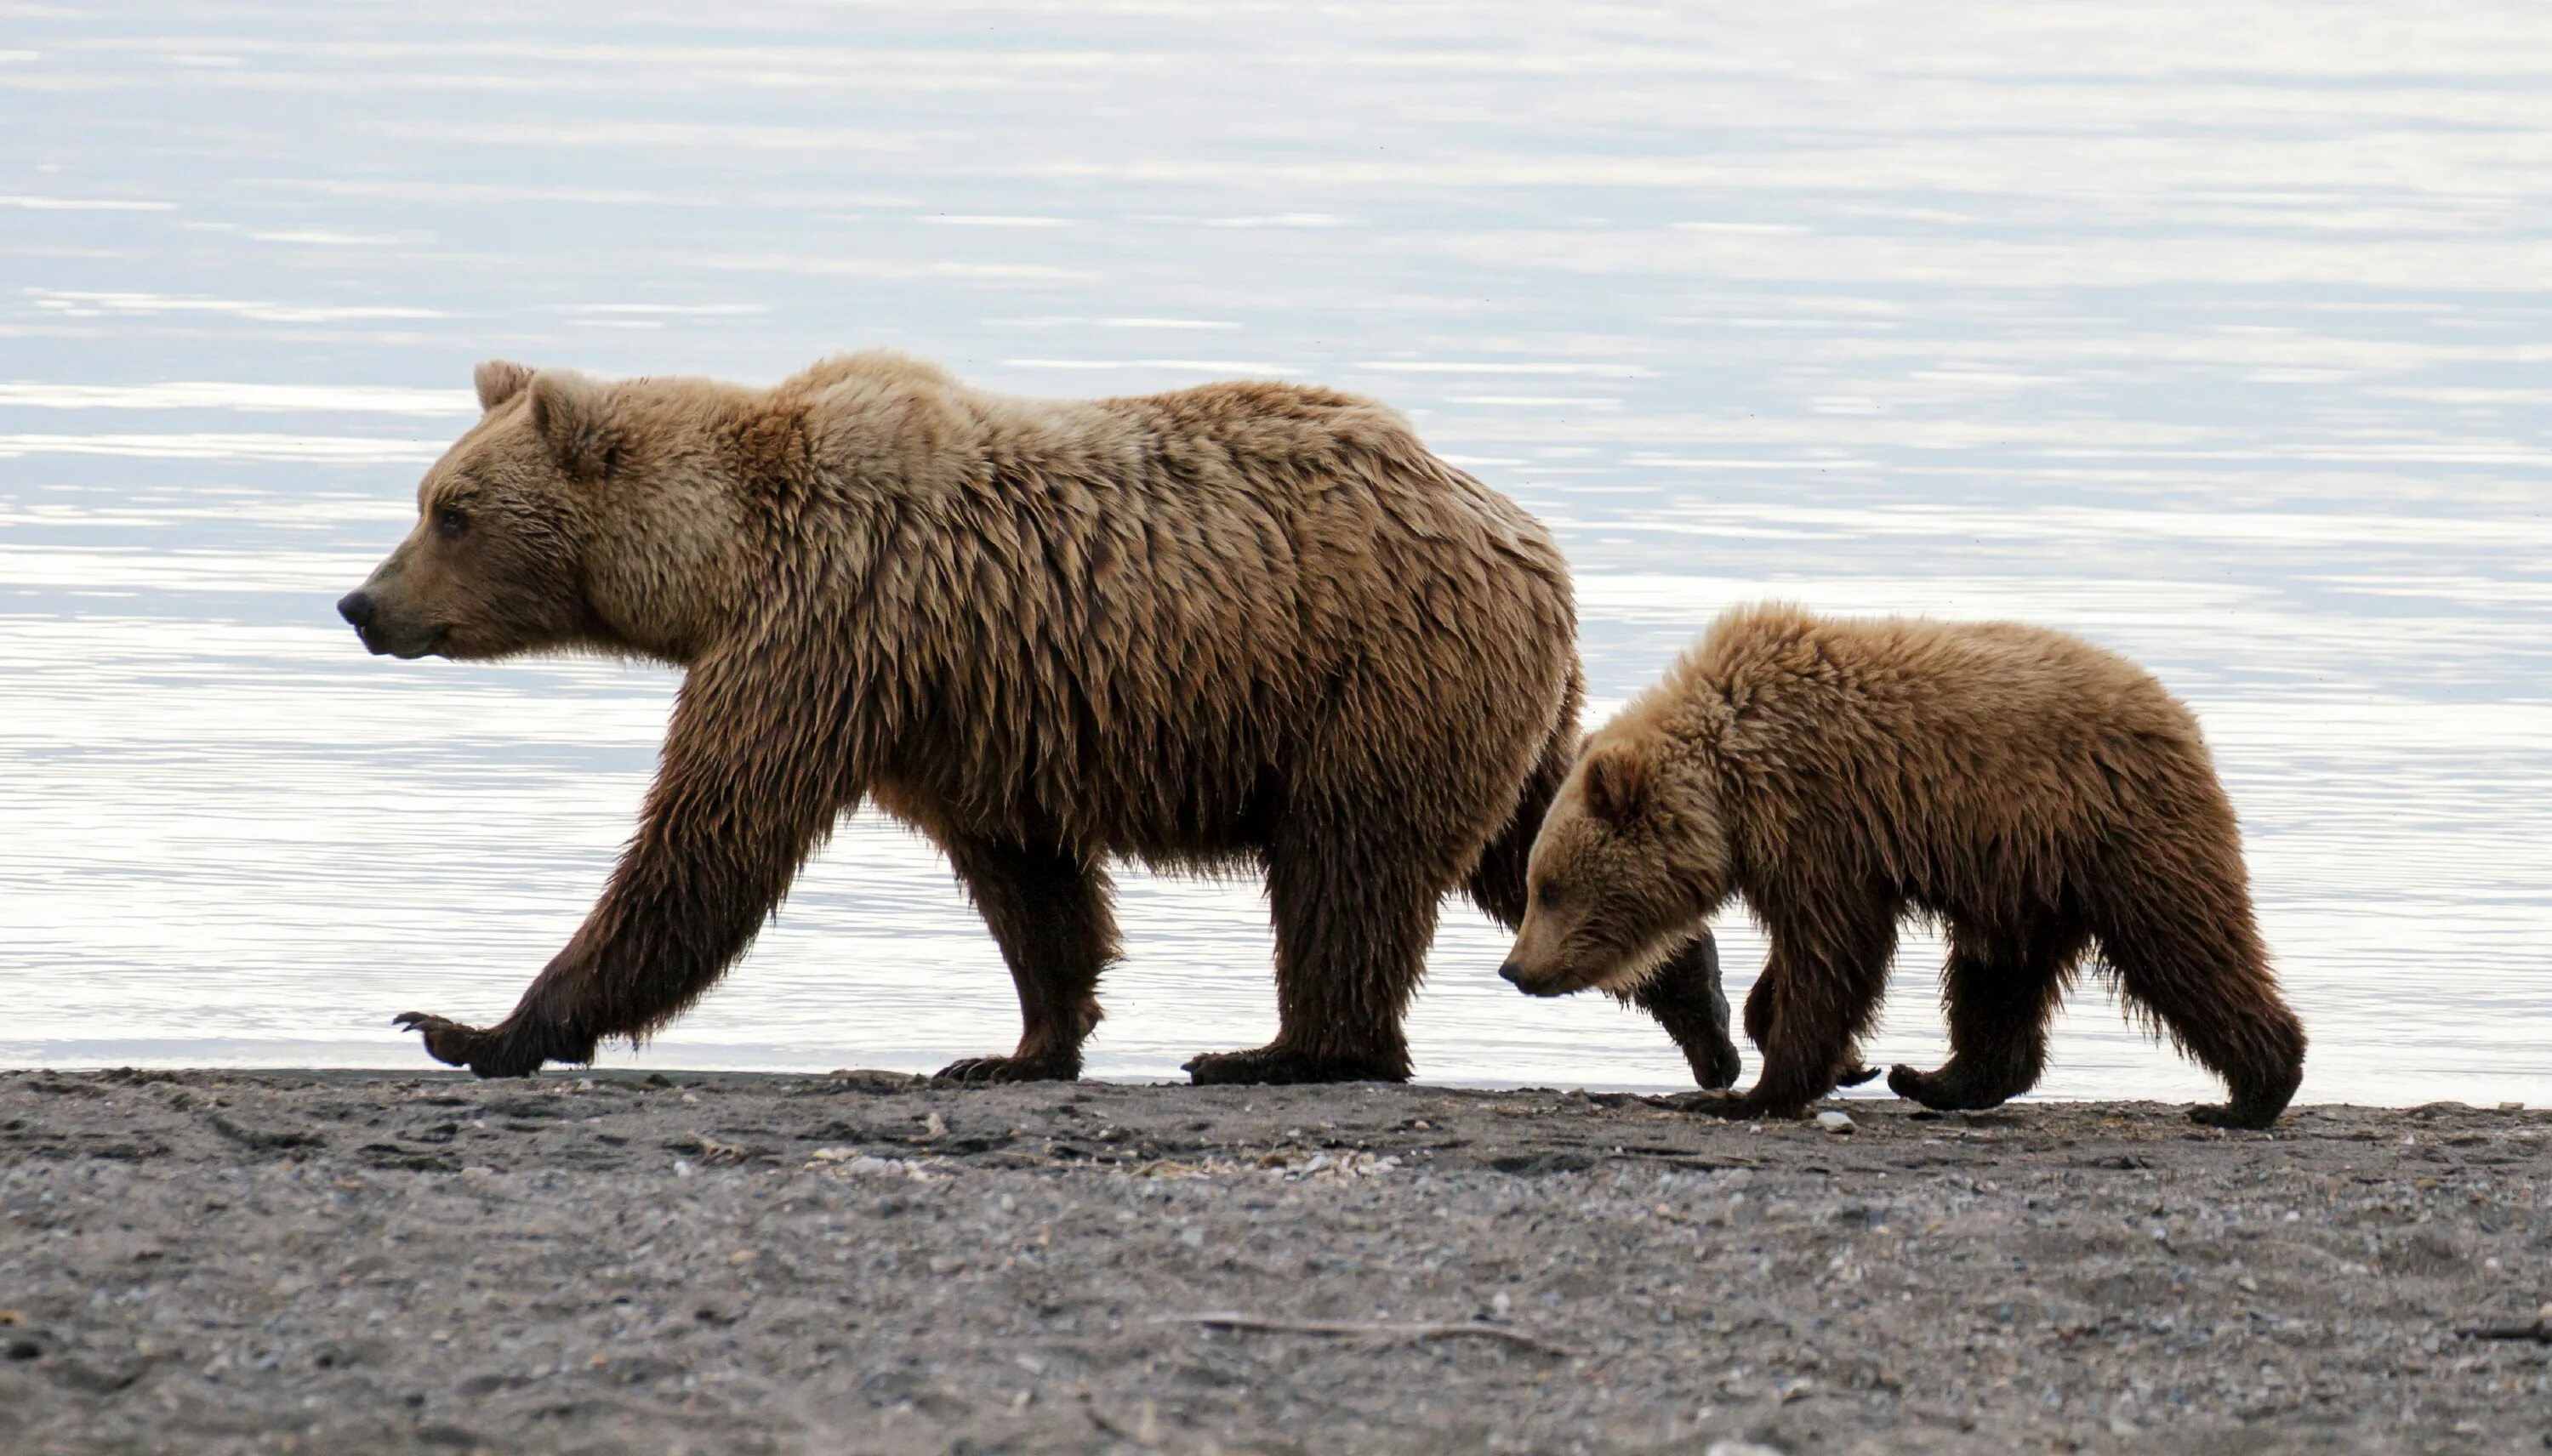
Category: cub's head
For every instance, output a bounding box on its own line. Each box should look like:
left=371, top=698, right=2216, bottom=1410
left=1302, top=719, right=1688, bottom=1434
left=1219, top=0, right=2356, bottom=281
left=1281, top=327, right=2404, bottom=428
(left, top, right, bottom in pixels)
left=1499, top=737, right=1731, bottom=998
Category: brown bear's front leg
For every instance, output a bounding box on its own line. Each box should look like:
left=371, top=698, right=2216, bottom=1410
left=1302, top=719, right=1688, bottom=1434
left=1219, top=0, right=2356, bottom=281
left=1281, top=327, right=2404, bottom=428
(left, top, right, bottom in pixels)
left=932, top=833, right=1118, bottom=1084
left=396, top=652, right=852, bottom=1078
left=394, top=999, right=591, bottom=1079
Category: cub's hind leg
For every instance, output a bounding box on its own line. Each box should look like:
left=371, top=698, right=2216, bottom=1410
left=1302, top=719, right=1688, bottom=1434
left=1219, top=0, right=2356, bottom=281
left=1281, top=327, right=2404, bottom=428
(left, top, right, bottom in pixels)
left=2092, top=862, right=2305, bottom=1129
left=1888, top=913, right=2087, bottom=1112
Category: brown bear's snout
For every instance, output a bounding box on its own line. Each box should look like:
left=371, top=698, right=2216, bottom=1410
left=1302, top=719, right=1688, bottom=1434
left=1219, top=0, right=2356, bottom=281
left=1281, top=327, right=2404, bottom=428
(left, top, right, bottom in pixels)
left=336, top=584, right=444, bottom=659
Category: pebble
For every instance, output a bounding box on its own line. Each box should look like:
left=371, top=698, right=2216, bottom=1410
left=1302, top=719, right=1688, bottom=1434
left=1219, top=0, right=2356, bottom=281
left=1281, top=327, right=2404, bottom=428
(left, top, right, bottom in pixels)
left=1706, top=1440, right=1790, bottom=1456
left=1815, top=1111, right=1856, bottom=1135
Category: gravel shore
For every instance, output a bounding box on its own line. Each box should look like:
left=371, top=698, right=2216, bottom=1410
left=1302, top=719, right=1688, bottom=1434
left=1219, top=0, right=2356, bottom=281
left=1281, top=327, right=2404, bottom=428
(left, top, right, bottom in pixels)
left=2, top=1069, right=2545, bottom=1454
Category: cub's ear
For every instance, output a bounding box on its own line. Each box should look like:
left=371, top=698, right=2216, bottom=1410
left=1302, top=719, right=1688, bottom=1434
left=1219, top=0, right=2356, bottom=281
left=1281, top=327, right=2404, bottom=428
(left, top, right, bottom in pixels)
left=472, top=359, right=534, bottom=412
left=1580, top=746, right=1651, bottom=827
left=527, top=369, right=619, bottom=479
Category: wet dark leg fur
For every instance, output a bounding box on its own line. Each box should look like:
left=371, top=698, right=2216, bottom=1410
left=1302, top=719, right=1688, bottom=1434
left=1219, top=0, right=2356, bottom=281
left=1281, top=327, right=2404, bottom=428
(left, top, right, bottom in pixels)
left=1888, top=913, right=2088, bottom=1112
left=1699, top=896, right=1897, bottom=1119
left=1618, top=938, right=1742, bottom=1089
left=934, top=834, right=1118, bottom=1083
left=1185, top=823, right=1437, bottom=1084
left=2090, top=857, right=2305, bottom=1129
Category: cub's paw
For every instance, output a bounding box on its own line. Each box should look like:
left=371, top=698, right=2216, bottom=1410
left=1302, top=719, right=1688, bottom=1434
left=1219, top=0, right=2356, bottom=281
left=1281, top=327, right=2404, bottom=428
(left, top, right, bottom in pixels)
left=1887, top=1063, right=2014, bottom=1112
left=1835, top=1062, right=1881, bottom=1088
left=392, top=1012, right=545, bottom=1079
left=1182, top=1044, right=1410, bottom=1086
left=933, top=1053, right=1079, bottom=1085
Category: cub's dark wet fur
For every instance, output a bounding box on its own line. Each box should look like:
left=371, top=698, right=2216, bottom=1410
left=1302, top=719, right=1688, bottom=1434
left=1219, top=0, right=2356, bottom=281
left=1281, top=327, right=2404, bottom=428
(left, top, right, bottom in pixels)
left=1503, top=605, right=2306, bottom=1129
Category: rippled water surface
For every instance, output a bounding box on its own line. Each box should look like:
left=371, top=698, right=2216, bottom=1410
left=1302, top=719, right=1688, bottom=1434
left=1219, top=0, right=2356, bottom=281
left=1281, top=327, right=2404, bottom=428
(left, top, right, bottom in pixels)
left=5, top=3, right=2549, bottom=1103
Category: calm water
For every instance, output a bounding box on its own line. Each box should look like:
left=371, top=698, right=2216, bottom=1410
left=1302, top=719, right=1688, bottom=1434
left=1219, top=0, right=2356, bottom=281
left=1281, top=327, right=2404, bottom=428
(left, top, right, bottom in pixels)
left=4, top=3, right=2549, bottom=1104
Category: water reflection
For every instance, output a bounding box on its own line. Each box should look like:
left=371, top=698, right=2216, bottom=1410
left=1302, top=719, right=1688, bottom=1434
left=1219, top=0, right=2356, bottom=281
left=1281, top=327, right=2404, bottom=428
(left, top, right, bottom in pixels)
left=2, top=2, right=2546, bottom=1105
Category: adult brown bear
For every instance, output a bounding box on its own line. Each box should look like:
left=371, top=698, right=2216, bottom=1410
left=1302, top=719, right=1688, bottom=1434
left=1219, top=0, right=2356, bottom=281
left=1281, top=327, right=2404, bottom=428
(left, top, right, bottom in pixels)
left=1500, top=605, right=2307, bottom=1128
left=339, top=353, right=1740, bottom=1086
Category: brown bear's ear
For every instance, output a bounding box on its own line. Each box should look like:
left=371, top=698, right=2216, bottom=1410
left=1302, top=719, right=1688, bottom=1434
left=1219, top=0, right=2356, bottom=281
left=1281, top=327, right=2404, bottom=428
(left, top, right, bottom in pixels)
left=473, top=360, right=533, bottom=413
left=527, top=369, right=618, bottom=480
left=1581, top=746, right=1650, bottom=827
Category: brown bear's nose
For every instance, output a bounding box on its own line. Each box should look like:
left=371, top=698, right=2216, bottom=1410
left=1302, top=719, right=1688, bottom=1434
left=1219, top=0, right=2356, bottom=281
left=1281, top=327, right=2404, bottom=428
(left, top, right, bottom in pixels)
left=337, top=590, right=377, bottom=630
left=1497, top=960, right=1524, bottom=986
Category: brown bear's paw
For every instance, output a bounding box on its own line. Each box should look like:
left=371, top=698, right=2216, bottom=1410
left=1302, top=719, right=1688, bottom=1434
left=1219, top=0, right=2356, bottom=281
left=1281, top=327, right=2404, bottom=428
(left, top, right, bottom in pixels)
left=1182, top=1044, right=1411, bottom=1086
left=1835, top=1062, right=1882, bottom=1089
left=1665, top=1028, right=1743, bottom=1090
left=932, top=1053, right=1080, bottom=1085
left=392, top=1012, right=550, bottom=1079
left=1689, top=1041, right=1744, bottom=1092
left=1885, top=1063, right=2012, bottom=1112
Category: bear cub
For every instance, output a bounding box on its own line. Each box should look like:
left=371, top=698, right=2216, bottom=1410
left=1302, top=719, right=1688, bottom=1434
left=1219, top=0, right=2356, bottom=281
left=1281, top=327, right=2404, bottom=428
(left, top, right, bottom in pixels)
left=1501, top=604, right=2306, bottom=1129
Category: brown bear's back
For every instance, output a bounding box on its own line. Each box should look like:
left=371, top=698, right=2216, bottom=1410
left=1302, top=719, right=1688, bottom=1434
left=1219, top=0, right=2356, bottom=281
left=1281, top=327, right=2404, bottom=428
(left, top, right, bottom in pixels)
left=776, top=362, right=1577, bottom=871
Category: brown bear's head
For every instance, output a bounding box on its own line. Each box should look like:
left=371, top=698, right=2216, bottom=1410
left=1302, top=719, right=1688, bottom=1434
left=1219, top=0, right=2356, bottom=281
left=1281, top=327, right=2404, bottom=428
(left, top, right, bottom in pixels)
left=337, top=361, right=741, bottom=665
left=1499, top=734, right=1732, bottom=998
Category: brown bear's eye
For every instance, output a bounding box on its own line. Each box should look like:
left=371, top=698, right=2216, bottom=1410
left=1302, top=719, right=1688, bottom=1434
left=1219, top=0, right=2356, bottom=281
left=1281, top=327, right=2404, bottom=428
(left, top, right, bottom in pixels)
left=434, top=505, right=468, bottom=537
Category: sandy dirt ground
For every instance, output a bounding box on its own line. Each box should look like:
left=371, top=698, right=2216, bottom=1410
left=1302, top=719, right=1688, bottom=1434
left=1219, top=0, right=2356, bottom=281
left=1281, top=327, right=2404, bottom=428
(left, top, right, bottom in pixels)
left=2, top=1069, right=2546, bottom=1455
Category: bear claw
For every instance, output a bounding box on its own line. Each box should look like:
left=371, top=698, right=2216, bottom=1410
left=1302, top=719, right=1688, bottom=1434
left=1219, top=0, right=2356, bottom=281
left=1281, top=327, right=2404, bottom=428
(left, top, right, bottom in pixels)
left=1887, top=1062, right=2019, bottom=1112
left=393, top=1011, right=546, bottom=1079
left=1182, top=1045, right=1410, bottom=1086
left=1683, top=1038, right=1743, bottom=1091
left=933, top=1054, right=1079, bottom=1084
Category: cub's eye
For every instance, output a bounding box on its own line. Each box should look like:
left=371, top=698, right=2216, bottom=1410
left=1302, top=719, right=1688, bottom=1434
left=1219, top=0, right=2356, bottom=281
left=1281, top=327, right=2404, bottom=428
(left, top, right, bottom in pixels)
left=434, top=505, right=468, bottom=537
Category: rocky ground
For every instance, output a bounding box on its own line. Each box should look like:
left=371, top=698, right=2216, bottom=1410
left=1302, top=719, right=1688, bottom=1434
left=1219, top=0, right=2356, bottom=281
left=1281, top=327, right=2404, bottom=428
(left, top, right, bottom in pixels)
left=1, top=1069, right=2546, bottom=1455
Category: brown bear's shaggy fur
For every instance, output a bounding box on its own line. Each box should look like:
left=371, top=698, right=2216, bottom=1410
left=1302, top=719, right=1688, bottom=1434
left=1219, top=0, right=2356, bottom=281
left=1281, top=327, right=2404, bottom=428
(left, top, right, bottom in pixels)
left=341, top=353, right=1740, bottom=1087
left=1500, top=605, right=2307, bottom=1129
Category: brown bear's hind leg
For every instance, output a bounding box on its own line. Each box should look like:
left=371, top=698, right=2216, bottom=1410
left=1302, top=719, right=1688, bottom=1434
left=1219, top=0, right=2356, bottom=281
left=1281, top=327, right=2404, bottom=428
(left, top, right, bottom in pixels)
left=934, top=835, right=1118, bottom=1083
left=1698, top=901, right=1897, bottom=1120
left=1617, top=937, right=1743, bottom=1089
left=1185, top=829, right=1436, bottom=1085
left=2092, top=868, right=2305, bottom=1129
left=1887, top=915, right=2087, bottom=1112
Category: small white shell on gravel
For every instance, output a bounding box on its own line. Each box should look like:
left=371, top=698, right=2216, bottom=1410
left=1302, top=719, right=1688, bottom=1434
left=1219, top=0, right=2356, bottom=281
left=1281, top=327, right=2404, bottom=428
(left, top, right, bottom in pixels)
left=1814, top=1111, right=1855, bottom=1134
left=1706, top=1440, right=1792, bottom=1456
